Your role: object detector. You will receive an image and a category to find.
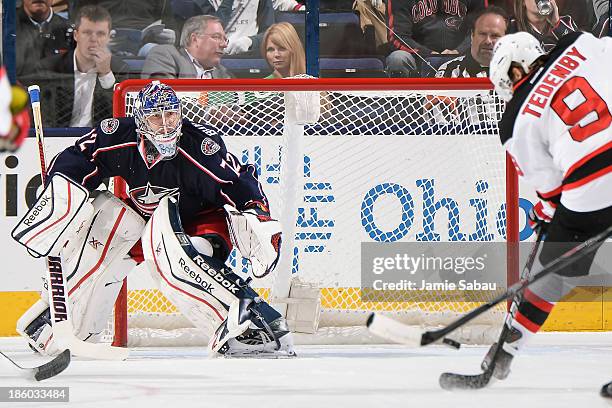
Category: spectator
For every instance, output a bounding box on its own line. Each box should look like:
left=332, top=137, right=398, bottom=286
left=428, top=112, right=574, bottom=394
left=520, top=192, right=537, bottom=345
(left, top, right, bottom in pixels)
left=511, top=0, right=578, bottom=51
left=353, top=0, right=388, bottom=52
left=262, top=22, right=305, bottom=78
left=591, top=0, right=609, bottom=37
left=141, top=15, right=232, bottom=79
left=23, top=5, right=130, bottom=127
left=16, top=0, right=73, bottom=78
left=174, top=0, right=275, bottom=56
left=70, top=0, right=178, bottom=56
left=436, top=6, right=509, bottom=78
left=386, top=0, right=485, bottom=77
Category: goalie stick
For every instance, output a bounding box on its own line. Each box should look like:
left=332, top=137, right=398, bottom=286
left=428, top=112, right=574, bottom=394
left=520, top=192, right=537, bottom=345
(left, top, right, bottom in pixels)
left=0, top=349, right=70, bottom=381
left=28, top=86, right=128, bottom=361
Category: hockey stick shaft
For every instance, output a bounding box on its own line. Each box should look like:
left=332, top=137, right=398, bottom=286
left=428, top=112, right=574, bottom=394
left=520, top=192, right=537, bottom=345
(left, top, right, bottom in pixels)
left=29, top=86, right=48, bottom=183
left=28, top=85, right=71, bottom=329
left=422, top=224, right=612, bottom=346
left=438, top=232, right=545, bottom=389
left=27, top=86, right=128, bottom=361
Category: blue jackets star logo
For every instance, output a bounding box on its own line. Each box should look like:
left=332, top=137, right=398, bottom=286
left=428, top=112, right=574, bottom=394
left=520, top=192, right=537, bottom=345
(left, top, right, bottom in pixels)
left=128, top=183, right=179, bottom=215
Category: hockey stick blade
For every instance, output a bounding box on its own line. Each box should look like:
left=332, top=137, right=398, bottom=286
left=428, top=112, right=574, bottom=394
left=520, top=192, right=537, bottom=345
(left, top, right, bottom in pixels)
left=367, top=313, right=461, bottom=349
left=0, top=349, right=70, bottom=381
left=439, top=369, right=494, bottom=390
left=366, top=313, right=421, bottom=346
left=600, top=381, right=612, bottom=398
left=54, top=321, right=129, bottom=361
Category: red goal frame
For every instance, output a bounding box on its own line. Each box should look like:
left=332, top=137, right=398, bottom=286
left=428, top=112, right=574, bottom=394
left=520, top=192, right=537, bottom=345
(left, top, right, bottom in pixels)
left=111, top=78, right=520, bottom=347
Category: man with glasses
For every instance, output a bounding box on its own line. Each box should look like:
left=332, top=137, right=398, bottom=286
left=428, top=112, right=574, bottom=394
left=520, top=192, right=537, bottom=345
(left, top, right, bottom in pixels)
left=142, top=15, right=233, bottom=79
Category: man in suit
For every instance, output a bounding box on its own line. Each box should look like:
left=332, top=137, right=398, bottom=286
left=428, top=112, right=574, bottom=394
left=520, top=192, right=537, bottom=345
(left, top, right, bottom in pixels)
left=141, top=15, right=232, bottom=79
left=23, top=5, right=130, bottom=127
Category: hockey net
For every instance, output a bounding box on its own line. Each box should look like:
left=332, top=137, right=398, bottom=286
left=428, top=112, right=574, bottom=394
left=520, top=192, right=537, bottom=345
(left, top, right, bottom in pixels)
left=110, top=78, right=518, bottom=347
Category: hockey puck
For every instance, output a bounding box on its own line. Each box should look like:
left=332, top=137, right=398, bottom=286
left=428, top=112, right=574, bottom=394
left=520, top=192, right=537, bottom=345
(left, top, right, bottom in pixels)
left=442, top=338, right=461, bottom=349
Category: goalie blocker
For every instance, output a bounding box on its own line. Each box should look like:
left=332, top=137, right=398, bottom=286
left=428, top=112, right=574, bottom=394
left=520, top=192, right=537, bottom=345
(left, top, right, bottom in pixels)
left=142, top=196, right=295, bottom=357
left=12, top=173, right=92, bottom=257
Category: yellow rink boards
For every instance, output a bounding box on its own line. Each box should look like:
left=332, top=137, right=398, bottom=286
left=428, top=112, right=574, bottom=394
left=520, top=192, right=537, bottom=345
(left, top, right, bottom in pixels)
left=2, top=287, right=612, bottom=336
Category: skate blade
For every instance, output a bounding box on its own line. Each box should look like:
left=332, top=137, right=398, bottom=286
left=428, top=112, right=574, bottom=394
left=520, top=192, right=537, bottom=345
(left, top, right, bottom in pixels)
left=222, top=349, right=297, bottom=359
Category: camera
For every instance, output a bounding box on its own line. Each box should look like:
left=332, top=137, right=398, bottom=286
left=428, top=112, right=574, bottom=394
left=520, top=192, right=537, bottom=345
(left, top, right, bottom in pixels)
left=536, top=0, right=553, bottom=16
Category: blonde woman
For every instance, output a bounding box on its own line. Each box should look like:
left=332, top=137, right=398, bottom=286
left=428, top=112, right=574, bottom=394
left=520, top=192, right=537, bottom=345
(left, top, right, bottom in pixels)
left=261, top=22, right=306, bottom=78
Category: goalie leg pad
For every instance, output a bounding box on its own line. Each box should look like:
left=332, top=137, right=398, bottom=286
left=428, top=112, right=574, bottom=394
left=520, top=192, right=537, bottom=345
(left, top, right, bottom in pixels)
left=63, top=191, right=145, bottom=293
left=143, top=197, right=280, bottom=344
left=63, top=191, right=145, bottom=338
left=19, top=191, right=145, bottom=349
left=16, top=298, right=61, bottom=356
left=11, top=173, right=92, bottom=257
left=71, top=256, right=138, bottom=340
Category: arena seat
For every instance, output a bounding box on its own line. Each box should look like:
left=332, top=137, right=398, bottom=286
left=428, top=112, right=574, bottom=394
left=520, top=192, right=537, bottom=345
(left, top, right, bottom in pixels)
left=274, top=11, right=373, bottom=57
left=419, top=55, right=459, bottom=78
left=221, top=58, right=273, bottom=78
left=320, top=57, right=386, bottom=78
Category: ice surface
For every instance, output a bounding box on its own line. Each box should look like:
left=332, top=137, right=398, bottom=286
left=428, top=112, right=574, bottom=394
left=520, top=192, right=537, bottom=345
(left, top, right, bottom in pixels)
left=1, top=332, right=611, bottom=408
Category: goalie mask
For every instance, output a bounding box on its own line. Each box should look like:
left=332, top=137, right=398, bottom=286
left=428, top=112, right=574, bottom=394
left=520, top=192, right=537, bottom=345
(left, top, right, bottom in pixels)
left=134, top=81, right=183, bottom=167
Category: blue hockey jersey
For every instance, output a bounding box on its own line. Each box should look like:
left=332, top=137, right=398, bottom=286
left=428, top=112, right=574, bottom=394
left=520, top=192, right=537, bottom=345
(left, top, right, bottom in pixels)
left=48, top=117, right=269, bottom=222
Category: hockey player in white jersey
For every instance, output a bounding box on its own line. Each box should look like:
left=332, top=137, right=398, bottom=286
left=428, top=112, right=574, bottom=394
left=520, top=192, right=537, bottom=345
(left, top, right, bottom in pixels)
left=482, top=31, right=612, bottom=382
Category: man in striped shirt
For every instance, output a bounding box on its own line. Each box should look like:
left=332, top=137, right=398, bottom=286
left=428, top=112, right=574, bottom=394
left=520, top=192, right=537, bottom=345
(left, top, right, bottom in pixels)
left=435, top=6, right=508, bottom=78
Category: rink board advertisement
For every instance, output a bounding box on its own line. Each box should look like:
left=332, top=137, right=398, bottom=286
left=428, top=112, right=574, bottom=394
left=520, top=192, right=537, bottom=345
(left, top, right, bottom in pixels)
left=0, top=134, right=610, bottom=334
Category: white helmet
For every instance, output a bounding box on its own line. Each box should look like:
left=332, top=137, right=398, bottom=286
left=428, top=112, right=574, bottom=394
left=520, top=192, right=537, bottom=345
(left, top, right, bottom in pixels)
left=489, top=32, right=545, bottom=102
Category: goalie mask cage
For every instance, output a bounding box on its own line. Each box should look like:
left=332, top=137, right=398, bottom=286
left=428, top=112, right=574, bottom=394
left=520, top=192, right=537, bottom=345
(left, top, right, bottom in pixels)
left=110, top=78, right=519, bottom=347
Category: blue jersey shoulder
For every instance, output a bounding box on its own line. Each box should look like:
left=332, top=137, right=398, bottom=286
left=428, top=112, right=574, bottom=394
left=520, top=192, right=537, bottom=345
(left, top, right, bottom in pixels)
left=179, top=120, right=226, bottom=159
left=93, top=117, right=137, bottom=145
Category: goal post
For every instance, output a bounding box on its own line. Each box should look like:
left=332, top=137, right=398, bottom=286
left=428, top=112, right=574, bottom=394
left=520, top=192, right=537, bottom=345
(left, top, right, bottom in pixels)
left=110, top=78, right=519, bottom=347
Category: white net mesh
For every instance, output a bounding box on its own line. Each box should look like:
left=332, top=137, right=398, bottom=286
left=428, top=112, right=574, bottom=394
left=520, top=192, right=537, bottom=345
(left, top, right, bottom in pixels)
left=111, top=79, right=514, bottom=346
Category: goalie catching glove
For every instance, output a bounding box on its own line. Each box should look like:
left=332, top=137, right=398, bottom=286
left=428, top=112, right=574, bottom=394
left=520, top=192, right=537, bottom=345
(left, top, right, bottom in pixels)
left=225, top=203, right=282, bottom=278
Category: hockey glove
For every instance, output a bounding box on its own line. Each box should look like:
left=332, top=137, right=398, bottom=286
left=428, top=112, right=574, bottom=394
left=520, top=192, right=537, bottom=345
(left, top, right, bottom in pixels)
left=225, top=203, right=282, bottom=278
left=528, top=201, right=555, bottom=234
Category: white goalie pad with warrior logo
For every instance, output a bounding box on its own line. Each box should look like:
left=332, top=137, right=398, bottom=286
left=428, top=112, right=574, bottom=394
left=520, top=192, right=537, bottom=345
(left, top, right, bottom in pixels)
left=16, top=190, right=145, bottom=355
left=143, top=196, right=294, bottom=357
left=12, top=173, right=93, bottom=257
